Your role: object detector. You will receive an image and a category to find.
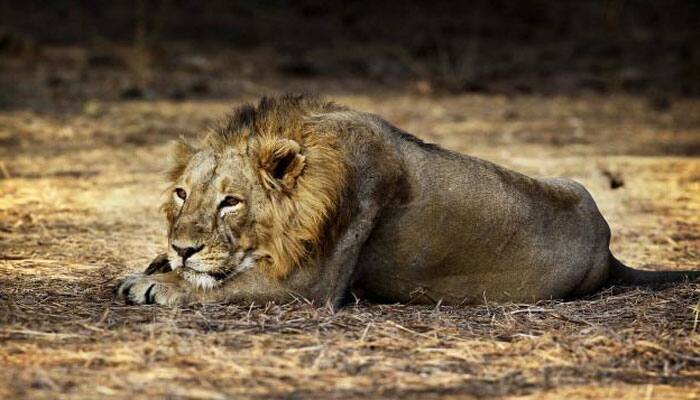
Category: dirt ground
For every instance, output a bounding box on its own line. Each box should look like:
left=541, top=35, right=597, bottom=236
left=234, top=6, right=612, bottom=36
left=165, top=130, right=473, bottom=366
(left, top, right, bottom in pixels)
left=1, top=86, right=699, bottom=398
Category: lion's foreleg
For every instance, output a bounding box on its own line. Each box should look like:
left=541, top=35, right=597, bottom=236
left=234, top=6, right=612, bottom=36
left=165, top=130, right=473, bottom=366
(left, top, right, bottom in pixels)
left=312, top=199, right=381, bottom=308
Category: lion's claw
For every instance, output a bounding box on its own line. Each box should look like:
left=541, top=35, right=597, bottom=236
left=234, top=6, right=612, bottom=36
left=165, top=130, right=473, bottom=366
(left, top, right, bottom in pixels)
left=143, top=283, right=156, bottom=304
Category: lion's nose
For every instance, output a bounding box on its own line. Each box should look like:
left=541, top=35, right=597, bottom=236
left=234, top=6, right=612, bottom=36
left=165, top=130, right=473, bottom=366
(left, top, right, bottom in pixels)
left=172, top=244, right=204, bottom=260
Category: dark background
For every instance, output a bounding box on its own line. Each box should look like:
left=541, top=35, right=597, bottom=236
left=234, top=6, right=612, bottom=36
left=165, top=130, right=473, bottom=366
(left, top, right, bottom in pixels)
left=1, top=0, right=699, bottom=109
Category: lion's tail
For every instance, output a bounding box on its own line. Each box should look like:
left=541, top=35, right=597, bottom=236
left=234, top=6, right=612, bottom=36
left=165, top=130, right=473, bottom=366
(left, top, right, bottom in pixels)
left=608, top=254, right=700, bottom=286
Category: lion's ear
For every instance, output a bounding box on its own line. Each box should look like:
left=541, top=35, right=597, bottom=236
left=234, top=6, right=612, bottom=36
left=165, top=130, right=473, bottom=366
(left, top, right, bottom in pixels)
left=256, top=138, right=306, bottom=191
left=168, top=138, right=196, bottom=181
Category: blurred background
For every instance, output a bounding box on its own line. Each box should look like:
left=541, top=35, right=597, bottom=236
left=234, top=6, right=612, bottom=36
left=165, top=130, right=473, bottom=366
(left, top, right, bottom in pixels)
left=1, top=0, right=698, bottom=110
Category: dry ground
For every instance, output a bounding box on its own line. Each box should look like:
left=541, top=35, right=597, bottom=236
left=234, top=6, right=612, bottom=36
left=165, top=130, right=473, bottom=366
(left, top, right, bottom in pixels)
left=1, top=92, right=700, bottom=399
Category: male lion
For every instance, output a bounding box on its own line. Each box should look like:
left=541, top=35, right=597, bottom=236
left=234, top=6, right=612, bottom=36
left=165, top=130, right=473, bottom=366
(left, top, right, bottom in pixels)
left=116, top=95, right=699, bottom=307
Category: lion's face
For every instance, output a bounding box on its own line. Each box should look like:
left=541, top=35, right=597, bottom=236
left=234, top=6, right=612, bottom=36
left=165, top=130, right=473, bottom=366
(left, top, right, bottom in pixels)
left=161, top=97, right=349, bottom=289
left=163, top=138, right=307, bottom=289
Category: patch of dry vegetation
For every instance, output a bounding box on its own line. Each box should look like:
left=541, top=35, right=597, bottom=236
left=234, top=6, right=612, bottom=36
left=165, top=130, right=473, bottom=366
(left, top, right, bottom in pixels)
left=1, top=282, right=700, bottom=399
left=1, top=94, right=699, bottom=399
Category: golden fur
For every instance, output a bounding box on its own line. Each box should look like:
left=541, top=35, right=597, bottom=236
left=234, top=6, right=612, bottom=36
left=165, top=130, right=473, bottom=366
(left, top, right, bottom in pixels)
left=164, top=95, right=349, bottom=279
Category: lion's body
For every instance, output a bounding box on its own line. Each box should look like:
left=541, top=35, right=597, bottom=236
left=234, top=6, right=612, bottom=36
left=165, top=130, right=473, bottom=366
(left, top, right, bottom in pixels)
left=116, top=95, right=700, bottom=307
left=353, top=144, right=610, bottom=303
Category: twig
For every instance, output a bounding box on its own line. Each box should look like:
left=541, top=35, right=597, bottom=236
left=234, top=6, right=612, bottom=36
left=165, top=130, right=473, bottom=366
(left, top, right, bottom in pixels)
left=386, top=320, right=434, bottom=340
left=359, top=322, right=372, bottom=342
left=509, top=307, right=554, bottom=315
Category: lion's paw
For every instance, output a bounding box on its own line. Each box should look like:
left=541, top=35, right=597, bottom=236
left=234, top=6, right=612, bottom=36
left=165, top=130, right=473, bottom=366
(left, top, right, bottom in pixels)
left=115, top=273, right=184, bottom=306
left=143, top=254, right=172, bottom=275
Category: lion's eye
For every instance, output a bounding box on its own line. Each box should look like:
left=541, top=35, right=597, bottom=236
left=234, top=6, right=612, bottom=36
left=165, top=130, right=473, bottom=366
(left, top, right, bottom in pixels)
left=175, top=188, right=187, bottom=201
left=219, top=196, right=241, bottom=208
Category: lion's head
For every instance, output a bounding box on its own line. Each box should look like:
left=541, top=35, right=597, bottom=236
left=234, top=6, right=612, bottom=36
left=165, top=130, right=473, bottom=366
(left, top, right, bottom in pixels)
left=161, top=95, right=349, bottom=288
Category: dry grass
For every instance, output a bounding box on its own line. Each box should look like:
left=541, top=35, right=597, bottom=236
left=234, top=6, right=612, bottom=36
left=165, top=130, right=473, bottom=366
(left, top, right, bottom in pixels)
left=1, top=93, right=699, bottom=399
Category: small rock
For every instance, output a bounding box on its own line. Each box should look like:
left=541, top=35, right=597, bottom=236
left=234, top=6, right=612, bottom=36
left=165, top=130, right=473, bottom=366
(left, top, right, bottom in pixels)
left=601, top=169, right=624, bottom=189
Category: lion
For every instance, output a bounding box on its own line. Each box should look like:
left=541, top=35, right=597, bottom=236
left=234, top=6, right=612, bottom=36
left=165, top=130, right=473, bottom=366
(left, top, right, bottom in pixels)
left=115, top=94, right=700, bottom=307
